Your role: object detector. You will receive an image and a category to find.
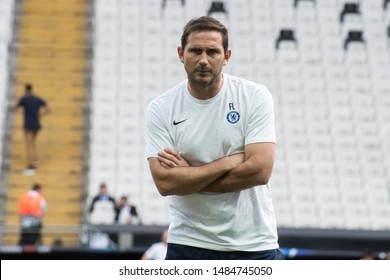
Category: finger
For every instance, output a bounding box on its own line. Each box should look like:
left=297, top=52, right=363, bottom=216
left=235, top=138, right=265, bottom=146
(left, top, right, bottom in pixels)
left=162, top=151, right=184, bottom=166
left=158, top=151, right=178, bottom=162
left=158, top=156, right=177, bottom=168
left=164, top=148, right=180, bottom=160
left=176, top=153, right=184, bottom=160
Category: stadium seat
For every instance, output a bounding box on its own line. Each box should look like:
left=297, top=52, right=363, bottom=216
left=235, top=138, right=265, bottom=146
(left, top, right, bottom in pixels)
left=370, top=204, right=390, bottom=230
left=273, top=202, right=293, bottom=227
left=275, top=29, right=297, bottom=50
left=206, top=1, right=228, bottom=25
left=318, top=203, right=344, bottom=229
left=340, top=3, right=360, bottom=22
left=270, top=177, right=290, bottom=199
left=315, top=184, right=340, bottom=204
left=344, top=30, right=365, bottom=50
left=255, top=40, right=276, bottom=65
left=294, top=0, right=315, bottom=8
left=161, top=0, right=185, bottom=9
left=274, top=1, right=295, bottom=28
left=292, top=202, right=319, bottom=228
left=207, top=1, right=227, bottom=15
left=366, top=178, right=390, bottom=205
left=344, top=204, right=371, bottom=230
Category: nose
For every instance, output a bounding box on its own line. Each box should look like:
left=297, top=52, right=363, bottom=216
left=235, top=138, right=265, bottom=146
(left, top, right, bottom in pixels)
left=199, top=52, right=208, bottom=66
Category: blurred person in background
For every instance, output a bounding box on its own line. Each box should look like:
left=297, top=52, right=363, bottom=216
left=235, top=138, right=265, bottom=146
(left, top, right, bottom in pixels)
left=14, top=83, right=50, bottom=175
left=89, top=182, right=117, bottom=214
left=88, top=183, right=118, bottom=243
left=141, top=229, right=168, bottom=260
left=115, top=195, right=140, bottom=224
left=18, top=183, right=47, bottom=245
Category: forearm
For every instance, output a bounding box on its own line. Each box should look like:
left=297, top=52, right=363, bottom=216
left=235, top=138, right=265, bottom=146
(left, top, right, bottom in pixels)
left=149, top=156, right=239, bottom=196
left=203, top=143, right=275, bottom=193
left=202, top=161, right=267, bottom=193
left=40, top=106, right=50, bottom=117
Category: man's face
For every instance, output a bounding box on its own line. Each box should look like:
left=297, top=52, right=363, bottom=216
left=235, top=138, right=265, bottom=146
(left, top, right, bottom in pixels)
left=100, top=187, right=107, bottom=195
left=178, top=31, right=231, bottom=87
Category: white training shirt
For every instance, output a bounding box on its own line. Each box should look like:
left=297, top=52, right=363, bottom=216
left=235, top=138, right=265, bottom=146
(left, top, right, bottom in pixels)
left=146, top=73, right=279, bottom=252
left=144, top=242, right=168, bottom=260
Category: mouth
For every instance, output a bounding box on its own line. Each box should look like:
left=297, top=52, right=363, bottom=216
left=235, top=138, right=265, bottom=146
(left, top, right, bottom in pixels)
left=196, top=69, right=210, bottom=75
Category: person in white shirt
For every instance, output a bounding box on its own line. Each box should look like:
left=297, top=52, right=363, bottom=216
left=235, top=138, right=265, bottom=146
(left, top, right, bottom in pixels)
left=145, top=16, right=284, bottom=260
left=141, top=230, right=168, bottom=260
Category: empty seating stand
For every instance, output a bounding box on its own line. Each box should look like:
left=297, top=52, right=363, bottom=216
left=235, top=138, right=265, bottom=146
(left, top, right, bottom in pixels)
left=87, top=0, right=390, bottom=230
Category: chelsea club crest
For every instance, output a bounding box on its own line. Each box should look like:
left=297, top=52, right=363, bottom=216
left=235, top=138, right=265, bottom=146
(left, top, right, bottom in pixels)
left=226, top=111, right=240, bottom=124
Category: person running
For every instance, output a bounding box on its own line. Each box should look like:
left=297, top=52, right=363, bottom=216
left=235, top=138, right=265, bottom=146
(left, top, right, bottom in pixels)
left=14, top=83, right=50, bottom=175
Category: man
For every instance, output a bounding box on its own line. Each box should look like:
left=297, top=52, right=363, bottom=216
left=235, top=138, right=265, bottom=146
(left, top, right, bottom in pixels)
left=18, top=183, right=47, bottom=246
left=89, top=183, right=117, bottom=243
left=89, top=183, right=117, bottom=214
left=141, top=229, right=168, bottom=260
left=146, top=16, right=284, bottom=260
left=14, top=84, right=50, bottom=175
left=115, top=195, right=140, bottom=224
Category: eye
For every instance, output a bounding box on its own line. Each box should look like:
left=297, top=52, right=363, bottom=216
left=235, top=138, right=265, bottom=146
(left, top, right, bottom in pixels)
left=190, top=49, right=202, bottom=55
left=207, top=49, right=220, bottom=56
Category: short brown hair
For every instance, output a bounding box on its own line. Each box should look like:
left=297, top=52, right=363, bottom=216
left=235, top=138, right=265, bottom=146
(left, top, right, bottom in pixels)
left=181, top=16, right=229, bottom=52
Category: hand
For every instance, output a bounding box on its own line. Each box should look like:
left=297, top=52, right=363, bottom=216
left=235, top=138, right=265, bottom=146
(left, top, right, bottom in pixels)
left=158, top=148, right=190, bottom=169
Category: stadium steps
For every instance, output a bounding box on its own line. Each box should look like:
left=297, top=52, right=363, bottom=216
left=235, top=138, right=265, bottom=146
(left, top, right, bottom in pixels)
left=3, top=0, right=89, bottom=246
left=17, top=53, right=85, bottom=69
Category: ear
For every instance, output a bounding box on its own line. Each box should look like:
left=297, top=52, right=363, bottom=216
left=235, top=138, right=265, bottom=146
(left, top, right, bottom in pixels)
left=223, top=49, right=231, bottom=66
left=177, top=46, right=185, bottom=63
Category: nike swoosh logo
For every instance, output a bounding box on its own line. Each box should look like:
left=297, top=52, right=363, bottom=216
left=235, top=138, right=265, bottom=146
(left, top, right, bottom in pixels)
left=173, top=119, right=188, bottom=125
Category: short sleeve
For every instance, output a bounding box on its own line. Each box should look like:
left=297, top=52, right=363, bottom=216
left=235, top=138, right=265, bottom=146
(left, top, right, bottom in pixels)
left=145, top=102, right=175, bottom=159
left=245, top=86, right=276, bottom=145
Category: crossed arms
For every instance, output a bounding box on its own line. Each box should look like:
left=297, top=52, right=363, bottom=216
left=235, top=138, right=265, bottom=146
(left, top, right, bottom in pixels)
left=148, top=142, right=275, bottom=196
